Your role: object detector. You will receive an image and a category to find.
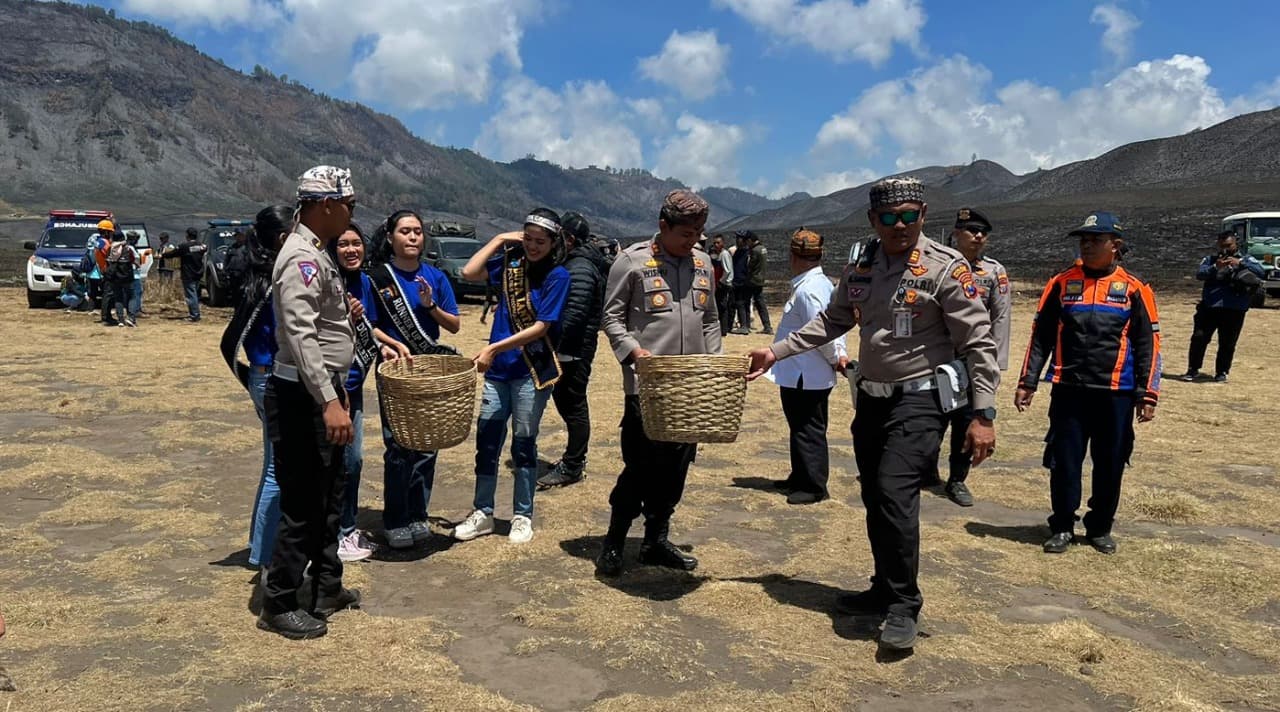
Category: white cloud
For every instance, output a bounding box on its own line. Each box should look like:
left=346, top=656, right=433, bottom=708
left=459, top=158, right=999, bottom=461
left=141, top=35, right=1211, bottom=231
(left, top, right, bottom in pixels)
left=1091, top=4, right=1141, bottom=64
left=770, top=168, right=878, bottom=198
left=274, top=0, right=541, bottom=109
left=638, top=30, right=731, bottom=100
left=713, top=0, right=925, bottom=66
left=118, top=0, right=280, bottom=26
left=653, top=114, right=747, bottom=188
left=814, top=54, right=1256, bottom=175
left=474, top=78, right=645, bottom=170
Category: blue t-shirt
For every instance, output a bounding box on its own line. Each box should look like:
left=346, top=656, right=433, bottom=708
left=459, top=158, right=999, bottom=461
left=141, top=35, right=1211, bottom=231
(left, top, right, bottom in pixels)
left=243, top=297, right=277, bottom=368
left=344, top=271, right=382, bottom=392
left=484, top=254, right=570, bottom=382
left=373, top=263, right=459, bottom=351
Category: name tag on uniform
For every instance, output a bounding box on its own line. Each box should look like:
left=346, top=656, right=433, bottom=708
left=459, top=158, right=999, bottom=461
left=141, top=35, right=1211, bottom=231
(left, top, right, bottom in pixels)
left=893, top=306, right=913, bottom=338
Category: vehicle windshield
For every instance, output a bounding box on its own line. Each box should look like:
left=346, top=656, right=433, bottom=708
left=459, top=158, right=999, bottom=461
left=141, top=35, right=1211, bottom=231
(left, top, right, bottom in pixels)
left=1248, top=218, right=1280, bottom=241
left=40, top=227, right=98, bottom=250
left=439, top=241, right=480, bottom=259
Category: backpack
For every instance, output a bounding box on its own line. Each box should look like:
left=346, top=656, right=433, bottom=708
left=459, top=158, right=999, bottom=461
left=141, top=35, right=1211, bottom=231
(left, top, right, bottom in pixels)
left=106, top=243, right=136, bottom=283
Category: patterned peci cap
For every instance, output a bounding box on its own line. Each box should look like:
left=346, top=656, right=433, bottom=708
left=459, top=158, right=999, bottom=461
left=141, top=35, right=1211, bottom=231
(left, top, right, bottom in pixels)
left=868, top=177, right=925, bottom=210
left=661, top=189, right=709, bottom=221
left=789, top=228, right=823, bottom=259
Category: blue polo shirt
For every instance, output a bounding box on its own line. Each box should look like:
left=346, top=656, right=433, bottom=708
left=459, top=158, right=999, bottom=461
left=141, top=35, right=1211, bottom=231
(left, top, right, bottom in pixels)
left=485, top=254, right=570, bottom=382
left=344, top=271, right=382, bottom=392
left=373, top=263, right=459, bottom=351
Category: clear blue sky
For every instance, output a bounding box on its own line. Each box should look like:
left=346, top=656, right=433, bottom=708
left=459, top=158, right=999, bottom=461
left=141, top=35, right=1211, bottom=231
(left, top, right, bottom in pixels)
left=93, top=0, right=1279, bottom=196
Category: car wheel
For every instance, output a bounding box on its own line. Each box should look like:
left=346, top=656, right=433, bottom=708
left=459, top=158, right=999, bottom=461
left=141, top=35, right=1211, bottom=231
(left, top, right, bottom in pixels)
left=1250, top=290, right=1266, bottom=309
left=27, top=289, right=44, bottom=309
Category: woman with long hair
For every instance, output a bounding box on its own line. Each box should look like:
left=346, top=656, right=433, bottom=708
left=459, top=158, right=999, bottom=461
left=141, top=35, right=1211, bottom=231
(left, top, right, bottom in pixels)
left=326, top=223, right=412, bottom=561
left=368, top=210, right=462, bottom=549
left=453, top=208, right=570, bottom=544
left=220, top=204, right=292, bottom=570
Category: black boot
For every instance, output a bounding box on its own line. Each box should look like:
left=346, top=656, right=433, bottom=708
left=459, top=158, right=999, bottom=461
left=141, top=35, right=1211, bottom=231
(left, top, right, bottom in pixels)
left=312, top=587, right=361, bottom=619
left=595, top=510, right=631, bottom=577
left=257, top=609, right=327, bottom=639
left=638, top=517, right=697, bottom=571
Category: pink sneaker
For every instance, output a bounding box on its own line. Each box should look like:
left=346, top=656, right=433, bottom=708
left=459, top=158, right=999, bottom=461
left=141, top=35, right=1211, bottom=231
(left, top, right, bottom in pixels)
left=337, top=531, right=373, bottom=562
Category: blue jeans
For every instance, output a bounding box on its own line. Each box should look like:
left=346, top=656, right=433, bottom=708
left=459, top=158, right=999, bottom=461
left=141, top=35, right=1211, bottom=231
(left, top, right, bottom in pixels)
left=379, top=393, right=437, bottom=530
left=247, top=368, right=280, bottom=567
left=473, top=377, right=551, bottom=518
left=129, top=277, right=142, bottom=318
left=183, top=279, right=200, bottom=320
left=340, top=388, right=364, bottom=538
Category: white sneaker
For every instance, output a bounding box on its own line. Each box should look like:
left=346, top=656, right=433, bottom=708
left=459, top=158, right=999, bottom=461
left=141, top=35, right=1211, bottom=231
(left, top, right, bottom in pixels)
left=509, top=515, right=533, bottom=544
left=452, top=509, right=495, bottom=541
left=337, top=531, right=373, bottom=562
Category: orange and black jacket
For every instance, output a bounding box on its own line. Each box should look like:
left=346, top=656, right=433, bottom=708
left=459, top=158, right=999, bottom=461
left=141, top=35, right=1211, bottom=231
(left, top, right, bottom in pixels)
left=1019, top=263, right=1162, bottom=405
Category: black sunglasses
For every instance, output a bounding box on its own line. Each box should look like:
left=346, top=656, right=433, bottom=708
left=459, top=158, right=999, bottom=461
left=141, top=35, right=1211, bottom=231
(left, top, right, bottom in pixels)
left=877, top=209, right=922, bottom=227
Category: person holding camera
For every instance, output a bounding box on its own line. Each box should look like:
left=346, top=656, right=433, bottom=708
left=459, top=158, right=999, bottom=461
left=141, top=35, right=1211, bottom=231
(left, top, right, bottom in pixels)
left=1181, top=231, right=1266, bottom=383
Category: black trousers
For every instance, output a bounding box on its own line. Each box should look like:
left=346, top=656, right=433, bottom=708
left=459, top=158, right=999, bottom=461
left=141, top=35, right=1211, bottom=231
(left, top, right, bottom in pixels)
left=734, top=284, right=771, bottom=331
left=716, top=285, right=734, bottom=335
left=1187, top=305, right=1248, bottom=376
left=263, top=375, right=347, bottom=615
left=852, top=389, right=947, bottom=619
left=607, top=395, right=696, bottom=537
left=87, top=277, right=103, bottom=309
left=551, top=358, right=593, bottom=471
left=940, top=404, right=974, bottom=483
left=779, top=380, right=832, bottom=495
left=99, top=279, right=114, bottom=323
left=1044, top=386, right=1135, bottom=537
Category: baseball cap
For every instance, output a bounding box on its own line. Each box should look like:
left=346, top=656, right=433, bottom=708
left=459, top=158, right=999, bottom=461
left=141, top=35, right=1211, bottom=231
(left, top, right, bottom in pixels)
left=954, top=208, right=992, bottom=232
left=1069, top=211, right=1123, bottom=237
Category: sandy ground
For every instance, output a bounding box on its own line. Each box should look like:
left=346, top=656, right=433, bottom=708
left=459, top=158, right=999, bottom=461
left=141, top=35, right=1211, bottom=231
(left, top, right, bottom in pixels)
left=0, top=283, right=1277, bottom=712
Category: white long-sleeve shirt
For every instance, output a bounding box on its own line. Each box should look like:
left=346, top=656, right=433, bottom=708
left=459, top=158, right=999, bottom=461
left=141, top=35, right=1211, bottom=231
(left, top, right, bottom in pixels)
left=766, top=266, right=847, bottom=390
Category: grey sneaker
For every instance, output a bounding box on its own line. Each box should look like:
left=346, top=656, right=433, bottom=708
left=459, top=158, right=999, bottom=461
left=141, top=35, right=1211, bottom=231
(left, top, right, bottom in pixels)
left=409, top=520, right=431, bottom=543
left=944, top=480, right=974, bottom=507
left=385, top=526, right=414, bottom=550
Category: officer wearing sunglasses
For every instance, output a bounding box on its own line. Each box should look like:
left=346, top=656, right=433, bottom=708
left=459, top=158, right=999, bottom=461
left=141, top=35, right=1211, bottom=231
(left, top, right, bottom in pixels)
left=747, top=177, right=999, bottom=652
left=936, top=208, right=1011, bottom=506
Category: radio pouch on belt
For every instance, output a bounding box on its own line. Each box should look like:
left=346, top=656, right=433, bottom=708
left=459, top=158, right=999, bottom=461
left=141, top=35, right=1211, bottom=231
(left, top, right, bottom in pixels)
left=935, top=360, right=969, bottom=413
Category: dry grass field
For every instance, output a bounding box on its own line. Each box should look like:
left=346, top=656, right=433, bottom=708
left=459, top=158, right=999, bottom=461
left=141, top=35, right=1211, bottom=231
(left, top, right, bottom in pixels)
left=0, top=282, right=1277, bottom=711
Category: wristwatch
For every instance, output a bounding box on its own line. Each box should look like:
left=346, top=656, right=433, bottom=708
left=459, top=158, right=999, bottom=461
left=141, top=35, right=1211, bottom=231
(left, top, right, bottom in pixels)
left=423, top=302, right=438, bottom=311
left=975, top=407, right=997, bottom=421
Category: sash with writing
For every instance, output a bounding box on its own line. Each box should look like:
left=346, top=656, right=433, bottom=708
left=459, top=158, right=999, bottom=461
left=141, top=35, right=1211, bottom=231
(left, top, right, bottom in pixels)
left=370, top=265, right=459, bottom=356
left=350, top=301, right=380, bottom=384
left=219, top=286, right=272, bottom=391
left=502, top=246, right=562, bottom=389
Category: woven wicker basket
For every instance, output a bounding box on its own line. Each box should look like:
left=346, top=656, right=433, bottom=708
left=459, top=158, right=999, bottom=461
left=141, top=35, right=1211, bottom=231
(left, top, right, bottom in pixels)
left=635, top=354, right=750, bottom=443
left=376, top=355, right=477, bottom=451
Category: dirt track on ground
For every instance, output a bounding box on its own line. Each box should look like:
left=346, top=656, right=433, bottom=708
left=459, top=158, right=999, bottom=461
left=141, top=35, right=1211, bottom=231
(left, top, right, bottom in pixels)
left=0, top=285, right=1277, bottom=711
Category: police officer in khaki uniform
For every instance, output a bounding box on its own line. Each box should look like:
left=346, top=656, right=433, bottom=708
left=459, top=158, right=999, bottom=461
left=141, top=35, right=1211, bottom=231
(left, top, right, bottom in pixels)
left=748, top=178, right=998, bottom=651
left=596, top=189, right=721, bottom=577
left=939, top=208, right=1011, bottom=506
left=258, top=166, right=361, bottom=640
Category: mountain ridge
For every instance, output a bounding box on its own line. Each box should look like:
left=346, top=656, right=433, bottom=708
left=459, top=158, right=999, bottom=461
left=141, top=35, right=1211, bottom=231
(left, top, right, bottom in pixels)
left=0, top=0, right=805, bottom=236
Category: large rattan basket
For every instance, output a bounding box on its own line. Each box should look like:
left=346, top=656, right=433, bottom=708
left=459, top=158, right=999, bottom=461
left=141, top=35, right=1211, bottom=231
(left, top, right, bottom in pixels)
left=376, top=355, right=477, bottom=451
left=635, top=354, right=750, bottom=443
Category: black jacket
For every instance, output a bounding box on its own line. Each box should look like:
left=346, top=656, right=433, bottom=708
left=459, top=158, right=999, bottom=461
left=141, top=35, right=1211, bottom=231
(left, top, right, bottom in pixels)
left=555, top=244, right=609, bottom=361
left=165, top=241, right=209, bottom=283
